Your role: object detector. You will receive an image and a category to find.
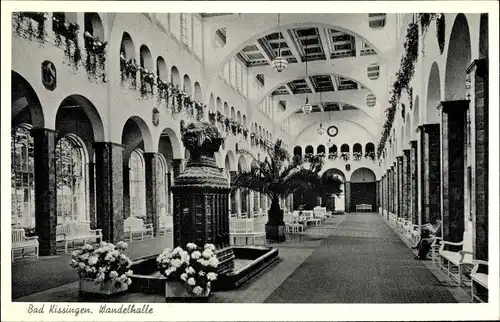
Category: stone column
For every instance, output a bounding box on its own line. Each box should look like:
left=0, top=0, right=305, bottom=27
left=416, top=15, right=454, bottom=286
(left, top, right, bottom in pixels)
left=403, top=149, right=410, bottom=221
left=375, top=180, right=380, bottom=211
left=345, top=181, right=351, bottom=212
left=235, top=189, right=242, bottom=216
left=31, top=128, right=58, bottom=256
left=88, top=161, right=96, bottom=229
left=396, top=157, right=403, bottom=218
left=468, top=59, right=489, bottom=260
left=390, top=164, right=395, bottom=214
left=144, top=152, right=159, bottom=236
left=410, top=140, right=418, bottom=224
left=417, top=124, right=441, bottom=225
left=438, top=100, right=468, bottom=242
left=93, top=142, right=124, bottom=243
left=249, top=191, right=254, bottom=217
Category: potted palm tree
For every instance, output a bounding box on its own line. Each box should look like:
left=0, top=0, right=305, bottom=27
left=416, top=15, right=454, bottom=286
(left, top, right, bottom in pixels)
left=233, top=140, right=322, bottom=241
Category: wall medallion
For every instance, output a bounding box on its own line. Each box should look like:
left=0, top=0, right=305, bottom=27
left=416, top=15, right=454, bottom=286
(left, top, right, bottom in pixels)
left=41, top=60, right=57, bottom=91
left=152, top=108, right=160, bottom=127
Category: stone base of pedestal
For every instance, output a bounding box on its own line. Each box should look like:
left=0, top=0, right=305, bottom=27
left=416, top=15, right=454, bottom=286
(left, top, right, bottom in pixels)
left=216, top=246, right=235, bottom=276
left=265, top=224, right=286, bottom=242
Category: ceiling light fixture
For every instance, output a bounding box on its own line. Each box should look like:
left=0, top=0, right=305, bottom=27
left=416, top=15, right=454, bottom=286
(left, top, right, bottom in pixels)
left=301, top=36, right=312, bottom=114
left=317, top=91, right=326, bottom=135
left=271, top=14, right=288, bottom=73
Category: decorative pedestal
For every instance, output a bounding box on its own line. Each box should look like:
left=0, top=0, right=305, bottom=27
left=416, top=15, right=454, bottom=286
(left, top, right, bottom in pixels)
left=172, top=123, right=235, bottom=276
left=79, top=278, right=128, bottom=295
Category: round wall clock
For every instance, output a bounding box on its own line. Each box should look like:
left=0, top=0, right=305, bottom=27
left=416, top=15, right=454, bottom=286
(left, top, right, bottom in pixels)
left=327, top=125, right=339, bottom=137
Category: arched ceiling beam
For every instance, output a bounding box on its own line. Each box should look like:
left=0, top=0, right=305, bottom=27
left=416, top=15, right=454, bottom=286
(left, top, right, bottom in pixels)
left=202, top=14, right=396, bottom=88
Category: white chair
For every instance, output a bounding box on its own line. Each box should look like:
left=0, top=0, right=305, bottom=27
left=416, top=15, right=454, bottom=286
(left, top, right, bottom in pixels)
left=470, top=260, right=488, bottom=303
left=124, top=217, right=153, bottom=241
left=158, top=215, right=173, bottom=235
left=12, top=228, right=39, bottom=262
left=438, top=230, right=473, bottom=286
left=56, top=222, right=103, bottom=253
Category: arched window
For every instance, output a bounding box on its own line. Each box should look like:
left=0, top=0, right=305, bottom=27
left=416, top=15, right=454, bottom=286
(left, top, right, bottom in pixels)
left=156, top=154, right=169, bottom=217
left=129, top=149, right=146, bottom=218
left=55, top=135, right=87, bottom=224
left=329, top=144, right=337, bottom=153
left=11, top=125, right=35, bottom=228
left=305, top=145, right=314, bottom=154
left=317, top=145, right=326, bottom=155
left=340, top=144, right=350, bottom=153
left=294, top=146, right=302, bottom=158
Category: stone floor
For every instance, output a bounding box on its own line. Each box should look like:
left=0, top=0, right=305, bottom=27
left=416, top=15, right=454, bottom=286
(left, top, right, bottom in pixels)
left=13, top=213, right=472, bottom=303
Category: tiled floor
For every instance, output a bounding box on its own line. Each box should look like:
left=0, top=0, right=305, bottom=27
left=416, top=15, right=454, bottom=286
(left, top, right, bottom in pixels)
left=13, top=213, right=471, bottom=303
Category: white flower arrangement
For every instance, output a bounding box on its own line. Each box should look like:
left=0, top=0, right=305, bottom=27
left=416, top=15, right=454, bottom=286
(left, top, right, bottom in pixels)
left=69, top=241, right=133, bottom=287
left=157, top=243, right=219, bottom=296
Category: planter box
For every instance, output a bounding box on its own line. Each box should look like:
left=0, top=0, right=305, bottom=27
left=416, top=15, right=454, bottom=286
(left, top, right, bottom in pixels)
left=165, top=281, right=210, bottom=301
left=79, top=278, right=128, bottom=295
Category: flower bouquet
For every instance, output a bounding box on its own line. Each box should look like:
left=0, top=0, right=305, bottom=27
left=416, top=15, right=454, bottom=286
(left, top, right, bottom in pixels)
left=157, top=243, right=219, bottom=299
left=69, top=241, right=133, bottom=295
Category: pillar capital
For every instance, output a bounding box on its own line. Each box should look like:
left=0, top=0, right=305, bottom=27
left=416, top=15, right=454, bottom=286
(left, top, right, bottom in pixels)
left=466, top=58, right=487, bottom=77
left=410, top=140, right=417, bottom=148
left=417, top=123, right=440, bottom=134
left=437, top=100, right=470, bottom=114
left=403, top=149, right=410, bottom=157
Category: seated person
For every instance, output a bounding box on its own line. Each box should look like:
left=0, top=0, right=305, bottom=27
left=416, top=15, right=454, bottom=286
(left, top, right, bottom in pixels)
left=412, top=219, right=441, bottom=260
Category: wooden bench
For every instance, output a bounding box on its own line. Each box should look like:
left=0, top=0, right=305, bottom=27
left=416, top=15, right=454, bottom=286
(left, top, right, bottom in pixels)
left=355, top=204, right=372, bottom=212
left=158, top=215, right=173, bottom=236
left=229, top=218, right=266, bottom=245
left=470, top=260, right=488, bottom=303
left=124, top=216, right=153, bottom=241
left=12, top=228, right=39, bottom=262
left=56, top=222, right=103, bottom=253
left=438, top=230, right=473, bottom=286
left=284, top=212, right=306, bottom=233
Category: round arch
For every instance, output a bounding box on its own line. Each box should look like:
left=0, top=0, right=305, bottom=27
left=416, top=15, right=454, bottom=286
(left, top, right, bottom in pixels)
left=121, top=115, right=154, bottom=156
left=171, top=66, right=180, bottom=86
left=321, top=168, right=346, bottom=182
left=120, top=32, right=135, bottom=60
left=216, top=97, right=222, bottom=112
left=57, top=94, right=105, bottom=142
left=223, top=102, right=229, bottom=116
left=84, top=12, right=104, bottom=40
left=156, top=56, right=168, bottom=82
left=183, top=74, right=192, bottom=95
left=426, top=62, right=441, bottom=123
left=237, top=154, right=248, bottom=172
left=139, top=45, right=153, bottom=71
left=350, top=167, right=376, bottom=183
left=413, top=94, right=420, bottom=133
left=159, top=127, right=182, bottom=159
left=224, top=150, right=236, bottom=171
left=305, top=145, right=314, bottom=154
left=258, top=73, right=376, bottom=108
left=194, top=82, right=202, bottom=101
left=444, top=14, right=471, bottom=101
left=11, top=71, right=44, bottom=128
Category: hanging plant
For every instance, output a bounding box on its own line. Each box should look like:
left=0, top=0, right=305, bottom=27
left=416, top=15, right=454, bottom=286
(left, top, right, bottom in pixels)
left=340, top=152, right=350, bottom=162
left=84, top=32, right=107, bottom=82
left=13, top=12, right=47, bottom=44
left=139, top=69, right=155, bottom=98
left=53, top=19, right=81, bottom=69
left=243, top=128, right=249, bottom=139
left=364, top=151, right=376, bottom=160
left=328, top=152, right=338, bottom=160
left=377, top=21, right=419, bottom=158
left=216, top=111, right=224, bottom=123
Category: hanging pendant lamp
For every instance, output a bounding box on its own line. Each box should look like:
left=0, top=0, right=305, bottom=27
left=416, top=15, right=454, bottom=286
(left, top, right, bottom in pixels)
left=301, top=36, right=311, bottom=114
left=317, top=92, right=326, bottom=135
left=271, top=14, right=288, bottom=73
